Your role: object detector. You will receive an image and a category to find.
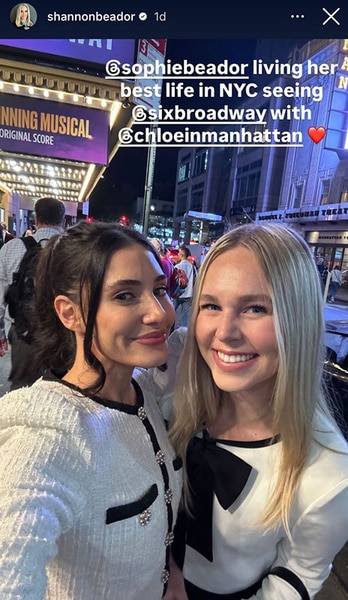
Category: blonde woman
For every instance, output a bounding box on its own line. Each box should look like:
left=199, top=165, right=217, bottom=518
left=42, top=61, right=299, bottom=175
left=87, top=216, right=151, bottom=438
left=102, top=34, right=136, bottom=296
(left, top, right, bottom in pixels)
left=14, top=3, right=33, bottom=28
left=164, top=223, right=348, bottom=600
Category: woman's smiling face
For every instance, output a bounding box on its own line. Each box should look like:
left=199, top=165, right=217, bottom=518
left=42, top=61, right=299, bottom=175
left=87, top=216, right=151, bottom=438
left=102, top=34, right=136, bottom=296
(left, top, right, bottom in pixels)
left=20, top=5, right=28, bottom=20
left=195, top=246, right=279, bottom=400
left=91, top=244, right=175, bottom=373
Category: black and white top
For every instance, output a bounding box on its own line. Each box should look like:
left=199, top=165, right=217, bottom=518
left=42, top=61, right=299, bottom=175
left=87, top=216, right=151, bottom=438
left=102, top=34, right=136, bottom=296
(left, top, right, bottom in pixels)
left=181, top=425, right=348, bottom=599
left=152, top=328, right=348, bottom=600
left=0, top=371, right=182, bottom=600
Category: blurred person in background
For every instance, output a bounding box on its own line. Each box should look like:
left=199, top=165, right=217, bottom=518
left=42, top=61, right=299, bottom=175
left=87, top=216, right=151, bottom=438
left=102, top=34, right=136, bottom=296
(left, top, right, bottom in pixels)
left=0, top=223, right=14, bottom=247
left=0, top=197, right=65, bottom=389
left=150, top=238, right=175, bottom=298
left=173, top=245, right=197, bottom=329
left=328, top=265, right=342, bottom=303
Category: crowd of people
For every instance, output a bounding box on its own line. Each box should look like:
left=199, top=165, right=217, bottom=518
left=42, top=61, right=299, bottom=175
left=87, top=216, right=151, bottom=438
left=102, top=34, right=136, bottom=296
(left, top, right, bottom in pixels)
left=0, top=203, right=347, bottom=599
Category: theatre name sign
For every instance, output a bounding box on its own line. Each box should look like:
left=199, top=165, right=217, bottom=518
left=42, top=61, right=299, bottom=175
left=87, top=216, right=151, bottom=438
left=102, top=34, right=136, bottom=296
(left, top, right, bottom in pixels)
left=0, top=92, right=109, bottom=165
left=257, top=204, right=348, bottom=223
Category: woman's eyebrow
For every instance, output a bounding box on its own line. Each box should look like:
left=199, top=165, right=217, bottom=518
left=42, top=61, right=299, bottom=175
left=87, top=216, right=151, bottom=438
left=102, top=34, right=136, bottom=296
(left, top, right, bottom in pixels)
left=104, top=274, right=166, bottom=290
left=199, top=293, right=272, bottom=303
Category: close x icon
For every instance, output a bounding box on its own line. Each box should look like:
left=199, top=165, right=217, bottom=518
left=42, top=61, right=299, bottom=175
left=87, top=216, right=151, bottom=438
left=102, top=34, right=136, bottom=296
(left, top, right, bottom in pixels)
left=322, top=7, right=340, bottom=25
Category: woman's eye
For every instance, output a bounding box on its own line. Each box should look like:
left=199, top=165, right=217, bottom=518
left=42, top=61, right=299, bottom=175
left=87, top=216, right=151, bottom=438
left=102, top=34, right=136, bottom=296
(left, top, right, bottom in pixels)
left=154, top=286, right=168, bottom=297
left=114, top=292, right=135, bottom=301
left=200, top=303, right=220, bottom=311
left=245, top=304, right=268, bottom=314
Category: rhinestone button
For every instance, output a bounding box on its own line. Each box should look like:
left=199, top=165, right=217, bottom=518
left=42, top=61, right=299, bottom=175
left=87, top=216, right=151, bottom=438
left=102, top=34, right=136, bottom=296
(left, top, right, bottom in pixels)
left=138, top=508, right=151, bottom=525
left=164, top=489, right=173, bottom=504
left=137, top=406, right=147, bottom=421
left=156, top=450, right=165, bottom=465
left=165, top=531, right=175, bottom=546
left=161, top=569, right=170, bottom=584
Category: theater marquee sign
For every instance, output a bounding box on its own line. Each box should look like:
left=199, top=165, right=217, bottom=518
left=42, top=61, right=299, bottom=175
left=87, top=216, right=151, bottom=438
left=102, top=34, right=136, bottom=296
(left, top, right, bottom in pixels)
left=257, top=203, right=348, bottom=223
left=307, top=231, right=348, bottom=244
left=0, top=92, right=109, bottom=164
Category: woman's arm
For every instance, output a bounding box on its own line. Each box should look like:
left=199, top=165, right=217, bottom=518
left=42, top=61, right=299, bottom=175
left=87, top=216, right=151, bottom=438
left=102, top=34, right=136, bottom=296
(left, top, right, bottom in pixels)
left=250, top=483, right=348, bottom=599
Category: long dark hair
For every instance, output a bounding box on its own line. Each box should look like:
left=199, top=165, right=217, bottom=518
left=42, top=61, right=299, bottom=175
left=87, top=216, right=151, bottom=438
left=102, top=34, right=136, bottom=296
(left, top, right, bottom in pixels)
left=34, top=219, right=162, bottom=395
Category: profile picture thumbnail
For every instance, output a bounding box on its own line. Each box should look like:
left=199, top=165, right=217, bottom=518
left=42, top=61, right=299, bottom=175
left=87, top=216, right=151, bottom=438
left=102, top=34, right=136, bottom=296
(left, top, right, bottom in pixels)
left=10, top=3, right=37, bottom=30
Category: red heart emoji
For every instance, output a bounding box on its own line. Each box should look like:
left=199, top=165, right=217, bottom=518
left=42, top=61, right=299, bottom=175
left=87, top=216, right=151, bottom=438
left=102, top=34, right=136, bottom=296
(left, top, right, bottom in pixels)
left=308, top=126, right=326, bottom=144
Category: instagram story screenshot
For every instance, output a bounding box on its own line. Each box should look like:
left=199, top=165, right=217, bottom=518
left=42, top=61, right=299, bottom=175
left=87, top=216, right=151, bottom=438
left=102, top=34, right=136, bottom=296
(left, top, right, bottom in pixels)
left=0, top=1, right=347, bottom=600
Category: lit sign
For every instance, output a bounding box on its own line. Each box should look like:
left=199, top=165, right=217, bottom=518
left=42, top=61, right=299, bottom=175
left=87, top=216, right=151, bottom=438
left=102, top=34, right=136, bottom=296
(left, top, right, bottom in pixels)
left=0, top=92, right=109, bottom=164
left=257, top=203, right=348, bottom=223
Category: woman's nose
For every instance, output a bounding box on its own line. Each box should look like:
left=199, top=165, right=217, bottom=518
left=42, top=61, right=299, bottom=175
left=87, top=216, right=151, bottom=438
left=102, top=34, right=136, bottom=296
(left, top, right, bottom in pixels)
left=144, top=294, right=174, bottom=324
left=216, top=314, right=243, bottom=342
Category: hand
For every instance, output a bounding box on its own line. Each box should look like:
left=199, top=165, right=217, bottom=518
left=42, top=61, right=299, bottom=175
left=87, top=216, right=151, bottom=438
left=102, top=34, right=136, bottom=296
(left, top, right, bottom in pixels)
left=162, top=555, right=188, bottom=600
left=0, top=337, right=8, bottom=357
left=162, top=580, right=188, bottom=600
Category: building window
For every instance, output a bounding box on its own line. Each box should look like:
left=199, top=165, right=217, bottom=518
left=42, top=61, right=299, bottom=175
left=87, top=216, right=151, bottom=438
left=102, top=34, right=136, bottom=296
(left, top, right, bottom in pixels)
left=237, top=124, right=264, bottom=155
left=320, top=179, right=330, bottom=205
left=246, top=173, right=259, bottom=198
left=193, top=149, right=208, bottom=176
left=340, top=178, right=348, bottom=203
left=234, top=171, right=260, bottom=203
left=293, top=184, right=303, bottom=208
left=190, top=182, right=204, bottom=211
left=178, top=154, right=191, bottom=182
left=176, top=188, right=188, bottom=217
left=232, top=169, right=260, bottom=219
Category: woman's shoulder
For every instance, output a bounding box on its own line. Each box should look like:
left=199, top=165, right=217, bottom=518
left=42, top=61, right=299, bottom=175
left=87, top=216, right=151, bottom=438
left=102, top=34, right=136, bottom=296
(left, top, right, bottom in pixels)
left=306, top=419, right=348, bottom=493
left=313, top=412, right=348, bottom=451
left=0, top=378, right=90, bottom=430
left=294, top=434, right=348, bottom=521
left=0, top=380, right=92, bottom=487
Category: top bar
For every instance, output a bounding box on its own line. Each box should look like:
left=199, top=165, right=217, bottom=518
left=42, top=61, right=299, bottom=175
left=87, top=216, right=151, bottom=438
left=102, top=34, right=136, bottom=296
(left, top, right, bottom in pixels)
left=1, top=0, right=347, bottom=39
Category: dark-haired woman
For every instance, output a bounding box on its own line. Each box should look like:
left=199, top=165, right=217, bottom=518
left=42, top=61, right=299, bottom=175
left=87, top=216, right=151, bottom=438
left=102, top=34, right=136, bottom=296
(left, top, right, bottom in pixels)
left=0, top=220, right=182, bottom=599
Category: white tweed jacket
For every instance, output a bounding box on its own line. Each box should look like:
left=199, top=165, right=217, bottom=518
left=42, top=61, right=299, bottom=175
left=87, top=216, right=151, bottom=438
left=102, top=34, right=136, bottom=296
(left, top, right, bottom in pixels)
left=0, top=370, right=182, bottom=599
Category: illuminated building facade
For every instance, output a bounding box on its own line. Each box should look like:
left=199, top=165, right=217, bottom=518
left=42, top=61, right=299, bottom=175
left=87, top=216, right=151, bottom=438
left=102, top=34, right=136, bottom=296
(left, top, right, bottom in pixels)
left=173, top=39, right=348, bottom=274
left=0, top=38, right=136, bottom=234
left=255, top=38, right=348, bottom=273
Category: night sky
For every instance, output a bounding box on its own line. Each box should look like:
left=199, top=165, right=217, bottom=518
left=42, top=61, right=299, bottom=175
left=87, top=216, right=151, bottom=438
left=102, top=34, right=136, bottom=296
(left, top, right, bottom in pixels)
left=89, top=38, right=302, bottom=220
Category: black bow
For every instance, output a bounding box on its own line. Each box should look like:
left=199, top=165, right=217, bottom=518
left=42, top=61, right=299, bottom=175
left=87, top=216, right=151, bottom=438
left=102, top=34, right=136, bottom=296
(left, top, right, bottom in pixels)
left=185, top=435, right=252, bottom=562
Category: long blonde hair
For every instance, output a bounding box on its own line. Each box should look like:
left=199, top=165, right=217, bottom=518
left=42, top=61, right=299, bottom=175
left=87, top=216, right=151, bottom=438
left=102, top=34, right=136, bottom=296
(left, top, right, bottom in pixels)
left=170, top=222, right=340, bottom=532
left=15, top=3, right=33, bottom=26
